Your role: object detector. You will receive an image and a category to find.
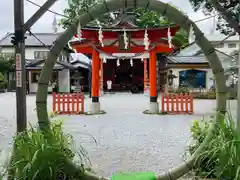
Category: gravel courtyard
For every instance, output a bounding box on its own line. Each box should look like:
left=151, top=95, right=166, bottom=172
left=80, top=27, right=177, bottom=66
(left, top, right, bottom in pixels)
left=0, top=92, right=237, bottom=177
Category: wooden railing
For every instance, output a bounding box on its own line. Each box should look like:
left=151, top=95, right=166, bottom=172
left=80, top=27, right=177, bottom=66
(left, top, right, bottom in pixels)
left=52, top=92, right=84, bottom=114
left=161, top=93, right=193, bottom=114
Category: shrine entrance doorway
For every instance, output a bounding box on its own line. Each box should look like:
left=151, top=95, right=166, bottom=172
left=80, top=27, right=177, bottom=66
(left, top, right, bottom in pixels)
left=104, top=58, right=144, bottom=93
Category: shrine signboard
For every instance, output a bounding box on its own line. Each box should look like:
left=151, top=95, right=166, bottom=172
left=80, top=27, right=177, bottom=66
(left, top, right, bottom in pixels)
left=16, top=53, right=22, bottom=87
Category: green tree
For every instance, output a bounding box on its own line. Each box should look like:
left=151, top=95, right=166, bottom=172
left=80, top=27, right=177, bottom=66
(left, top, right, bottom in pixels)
left=188, top=0, right=240, bottom=35
left=60, top=3, right=188, bottom=48
left=133, top=8, right=188, bottom=48
left=60, top=0, right=104, bottom=28
left=0, top=53, right=15, bottom=73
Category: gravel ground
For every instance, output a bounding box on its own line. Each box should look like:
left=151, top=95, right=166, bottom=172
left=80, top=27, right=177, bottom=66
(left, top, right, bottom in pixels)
left=0, top=92, right=237, bottom=178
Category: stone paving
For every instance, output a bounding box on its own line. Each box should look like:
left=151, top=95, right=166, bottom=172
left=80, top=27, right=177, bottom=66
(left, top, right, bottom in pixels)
left=0, top=92, right=237, bottom=178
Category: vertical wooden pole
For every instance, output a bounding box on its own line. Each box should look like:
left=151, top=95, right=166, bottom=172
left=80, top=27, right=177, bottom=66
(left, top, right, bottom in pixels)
left=67, top=93, right=70, bottom=114
left=92, top=49, right=100, bottom=102
left=149, top=50, right=157, bottom=102
left=57, top=94, right=61, bottom=113
left=76, top=93, right=80, bottom=113
left=81, top=94, right=84, bottom=113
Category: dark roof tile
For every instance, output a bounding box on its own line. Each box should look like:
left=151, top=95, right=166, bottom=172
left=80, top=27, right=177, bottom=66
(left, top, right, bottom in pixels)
left=0, top=33, right=62, bottom=47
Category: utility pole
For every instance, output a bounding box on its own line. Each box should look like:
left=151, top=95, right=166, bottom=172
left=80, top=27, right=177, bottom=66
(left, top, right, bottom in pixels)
left=14, top=0, right=27, bottom=132
left=12, top=0, right=58, bottom=132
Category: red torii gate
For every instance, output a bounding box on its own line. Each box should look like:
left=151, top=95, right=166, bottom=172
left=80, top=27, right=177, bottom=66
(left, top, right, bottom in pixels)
left=70, top=24, right=180, bottom=114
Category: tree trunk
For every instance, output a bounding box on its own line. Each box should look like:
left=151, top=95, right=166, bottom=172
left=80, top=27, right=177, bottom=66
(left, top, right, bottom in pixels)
left=36, top=0, right=227, bottom=179
left=210, top=0, right=240, bottom=34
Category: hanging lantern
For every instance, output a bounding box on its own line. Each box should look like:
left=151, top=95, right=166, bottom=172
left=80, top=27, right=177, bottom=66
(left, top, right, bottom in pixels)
left=130, top=59, right=133, bottom=66
left=143, top=28, right=150, bottom=50
left=141, top=58, right=144, bottom=62
left=123, top=28, right=128, bottom=50
left=97, top=20, right=104, bottom=47
left=117, top=59, right=120, bottom=66
left=167, top=27, right=172, bottom=48
left=77, top=21, right=82, bottom=40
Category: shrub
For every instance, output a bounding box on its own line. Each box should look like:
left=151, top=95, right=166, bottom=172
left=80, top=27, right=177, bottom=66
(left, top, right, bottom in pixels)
left=193, top=91, right=216, bottom=99
left=0, top=72, right=6, bottom=90
left=188, top=115, right=240, bottom=179
left=175, top=87, right=190, bottom=94
left=8, top=120, right=90, bottom=179
left=193, top=91, right=237, bottom=100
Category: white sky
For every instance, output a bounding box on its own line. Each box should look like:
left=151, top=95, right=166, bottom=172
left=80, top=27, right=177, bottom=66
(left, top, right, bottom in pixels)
left=0, top=0, right=217, bottom=38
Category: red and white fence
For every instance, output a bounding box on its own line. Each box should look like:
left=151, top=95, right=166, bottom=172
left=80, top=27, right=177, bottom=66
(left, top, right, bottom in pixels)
left=161, top=93, right=193, bottom=114
left=52, top=92, right=84, bottom=114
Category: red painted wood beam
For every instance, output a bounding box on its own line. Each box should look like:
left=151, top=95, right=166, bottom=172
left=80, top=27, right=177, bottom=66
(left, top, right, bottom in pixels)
left=74, top=26, right=180, bottom=41
left=72, top=45, right=173, bottom=54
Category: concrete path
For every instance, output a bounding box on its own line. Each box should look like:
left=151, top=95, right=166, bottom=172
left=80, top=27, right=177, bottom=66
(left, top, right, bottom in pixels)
left=0, top=92, right=237, bottom=177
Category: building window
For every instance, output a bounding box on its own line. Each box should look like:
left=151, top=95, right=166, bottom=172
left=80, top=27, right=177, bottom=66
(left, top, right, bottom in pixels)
left=31, top=71, right=40, bottom=83
left=228, top=43, right=236, bottom=48
left=31, top=71, right=58, bottom=83
left=214, top=43, right=224, bottom=48
left=34, top=51, right=49, bottom=60
left=179, top=69, right=206, bottom=88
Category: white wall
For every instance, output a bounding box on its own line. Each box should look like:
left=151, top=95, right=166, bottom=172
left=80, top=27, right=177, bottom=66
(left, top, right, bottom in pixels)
left=215, top=42, right=239, bottom=55
left=206, top=34, right=239, bottom=55
left=1, top=47, right=70, bottom=93
left=28, top=72, right=52, bottom=93
left=1, top=47, right=50, bottom=59
left=171, top=68, right=213, bottom=89
left=58, top=69, right=70, bottom=92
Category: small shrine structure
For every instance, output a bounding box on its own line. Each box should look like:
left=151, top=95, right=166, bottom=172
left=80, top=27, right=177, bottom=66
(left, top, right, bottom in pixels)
left=69, top=19, right=180, bottom=114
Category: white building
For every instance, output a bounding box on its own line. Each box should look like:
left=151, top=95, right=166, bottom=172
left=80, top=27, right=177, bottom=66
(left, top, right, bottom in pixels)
left=206, top=34, right=239, bottom=55
left=0, top=33, right=90, bottom=93
left=167, top=41, right=235, bottom=90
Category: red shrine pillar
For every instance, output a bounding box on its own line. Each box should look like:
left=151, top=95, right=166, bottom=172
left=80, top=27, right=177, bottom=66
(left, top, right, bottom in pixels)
left=149, top=50, right=159, bottom=113
left=144, top=58, right=148, bottom=92
left=90, top=48, right=101, bottom=113
left=99, top=58, right=104, bottom=95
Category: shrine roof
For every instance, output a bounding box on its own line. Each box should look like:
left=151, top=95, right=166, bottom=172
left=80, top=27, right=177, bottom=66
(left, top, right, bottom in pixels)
left=79, top=24, right=179, bottom=32
left=110, top=19, right=137, bottom=28
left=69, top=37, right=170, bottom=45
left=25, top=59, right=75, bottom=70
left=167, top=43, right=234, bottom=65
left=72, top=24, right=180, bottom=46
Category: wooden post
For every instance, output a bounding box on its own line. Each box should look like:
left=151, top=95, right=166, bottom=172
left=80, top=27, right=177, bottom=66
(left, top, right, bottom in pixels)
left=91, top=49, right=100, bottom=102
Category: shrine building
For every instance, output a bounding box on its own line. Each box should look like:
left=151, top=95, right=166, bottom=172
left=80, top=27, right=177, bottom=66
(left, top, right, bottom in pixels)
left=70, top=19, right=180, bottom=113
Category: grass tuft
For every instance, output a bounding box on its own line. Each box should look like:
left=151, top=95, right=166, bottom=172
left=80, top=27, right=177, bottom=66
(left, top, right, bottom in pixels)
left=7, top=120, right=91, bottom=179
left=188, top=113, right=240, bottom=179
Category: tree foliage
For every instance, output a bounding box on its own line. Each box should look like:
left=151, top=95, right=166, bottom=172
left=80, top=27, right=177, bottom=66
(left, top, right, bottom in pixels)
left=189, top=0, right=240, bottom=35
left=60, top=1, right=188, bottom=48
left=0, top=53, right=15, bottom=73
left=134, top=8, right=189, bottom=48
